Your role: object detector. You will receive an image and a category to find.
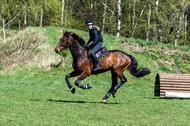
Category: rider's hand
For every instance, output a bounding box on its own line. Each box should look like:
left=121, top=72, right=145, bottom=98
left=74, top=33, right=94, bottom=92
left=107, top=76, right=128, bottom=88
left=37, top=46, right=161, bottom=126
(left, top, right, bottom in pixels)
left=86, top=45, right=90, bottom=49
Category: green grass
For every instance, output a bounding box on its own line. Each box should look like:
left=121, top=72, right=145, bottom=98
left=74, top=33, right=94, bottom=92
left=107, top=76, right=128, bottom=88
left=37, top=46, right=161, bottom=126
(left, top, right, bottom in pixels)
left=0, top=27, right=190, bottom=125
left=1, top=78, right=190, bottom=125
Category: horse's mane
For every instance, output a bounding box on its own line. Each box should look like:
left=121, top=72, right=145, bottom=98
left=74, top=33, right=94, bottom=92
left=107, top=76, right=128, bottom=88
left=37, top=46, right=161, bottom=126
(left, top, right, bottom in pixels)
left=71, top=33, right=86, bottom=47
left=64, top=32, right=86, bottom=48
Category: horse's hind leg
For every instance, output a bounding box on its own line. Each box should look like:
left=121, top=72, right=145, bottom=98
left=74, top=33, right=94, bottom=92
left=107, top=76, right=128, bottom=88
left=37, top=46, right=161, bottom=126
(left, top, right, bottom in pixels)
left=113, top=71, right=127, bottom=93
left=102, top=70, right=118, bottom=103
left=75, top=72, right=92, bottom=90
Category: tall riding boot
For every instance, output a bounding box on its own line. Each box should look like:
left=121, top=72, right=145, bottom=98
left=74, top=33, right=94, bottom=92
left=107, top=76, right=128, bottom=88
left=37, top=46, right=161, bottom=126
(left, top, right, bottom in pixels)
left=92, top=54, right=101, bottom=71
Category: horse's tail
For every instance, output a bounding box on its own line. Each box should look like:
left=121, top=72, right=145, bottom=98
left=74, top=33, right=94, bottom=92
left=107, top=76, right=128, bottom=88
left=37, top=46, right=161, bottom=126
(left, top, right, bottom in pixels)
left=128, top=55, right=151, bottom=78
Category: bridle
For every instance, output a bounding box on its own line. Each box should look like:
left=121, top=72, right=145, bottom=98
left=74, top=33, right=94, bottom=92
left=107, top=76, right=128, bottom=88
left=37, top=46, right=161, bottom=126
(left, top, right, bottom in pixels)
left=57, top=37, right=70, bottom=49
left=57, top=34, right=86, bottom=51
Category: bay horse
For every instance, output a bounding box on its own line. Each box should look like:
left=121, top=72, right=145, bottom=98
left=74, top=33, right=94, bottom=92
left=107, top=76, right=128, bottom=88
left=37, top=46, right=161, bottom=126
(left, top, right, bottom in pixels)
left=55, top=31, right=151, bottom=103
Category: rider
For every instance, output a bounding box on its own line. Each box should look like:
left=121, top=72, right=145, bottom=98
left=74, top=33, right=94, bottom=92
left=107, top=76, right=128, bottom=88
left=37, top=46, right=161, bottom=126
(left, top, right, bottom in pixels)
left=86, top=20, right=103, bottom=71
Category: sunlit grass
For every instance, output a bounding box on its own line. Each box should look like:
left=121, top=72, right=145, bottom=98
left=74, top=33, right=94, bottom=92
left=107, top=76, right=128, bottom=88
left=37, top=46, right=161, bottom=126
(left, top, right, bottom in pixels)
left=0, top=27, right=190, bottom=125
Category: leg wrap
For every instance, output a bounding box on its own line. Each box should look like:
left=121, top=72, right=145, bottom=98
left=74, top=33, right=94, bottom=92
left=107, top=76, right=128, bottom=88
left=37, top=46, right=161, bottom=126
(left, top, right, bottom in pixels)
left=65, top=76, right=73, bottom=89
left=113, top=84, right=122, bottom=91
left=104, top=89, right=113, bottom=99
left=75, top=80, right=86, bottom=89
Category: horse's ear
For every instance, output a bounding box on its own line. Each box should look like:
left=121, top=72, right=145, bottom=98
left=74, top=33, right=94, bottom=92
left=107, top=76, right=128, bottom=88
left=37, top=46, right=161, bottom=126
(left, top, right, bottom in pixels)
left=65, top=31, right=68, bottom=37
left=63, top=31, right=68, bottom=37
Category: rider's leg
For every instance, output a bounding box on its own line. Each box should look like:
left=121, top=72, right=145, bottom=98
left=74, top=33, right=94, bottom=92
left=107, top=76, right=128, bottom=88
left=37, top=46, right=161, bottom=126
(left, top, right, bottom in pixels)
left=90, top=42, right=102, bottom=71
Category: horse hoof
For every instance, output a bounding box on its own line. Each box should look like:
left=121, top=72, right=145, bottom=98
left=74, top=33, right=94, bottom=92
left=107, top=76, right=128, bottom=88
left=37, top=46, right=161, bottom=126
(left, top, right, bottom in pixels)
left=112, top=93, right=117, bottom=98
left=102, top=99, right=107, bottom=103
left=71, top=87, right=75, bottom=94
left=86, top=84, right=92, bottom=89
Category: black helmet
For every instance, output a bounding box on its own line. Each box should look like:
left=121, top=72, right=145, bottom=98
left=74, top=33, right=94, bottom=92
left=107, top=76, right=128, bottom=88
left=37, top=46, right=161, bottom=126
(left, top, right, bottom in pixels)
left=86, top=20, right=95, bottom=25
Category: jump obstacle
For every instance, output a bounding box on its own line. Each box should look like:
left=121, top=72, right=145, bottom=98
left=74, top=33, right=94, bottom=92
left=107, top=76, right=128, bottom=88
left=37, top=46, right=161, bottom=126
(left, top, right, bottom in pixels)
left=155, top=73, right=190, bottom=98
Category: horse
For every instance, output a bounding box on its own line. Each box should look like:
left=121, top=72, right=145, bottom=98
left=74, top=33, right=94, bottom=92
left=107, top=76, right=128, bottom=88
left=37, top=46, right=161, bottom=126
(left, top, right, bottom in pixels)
left=55, top=31, right=151, bottom=103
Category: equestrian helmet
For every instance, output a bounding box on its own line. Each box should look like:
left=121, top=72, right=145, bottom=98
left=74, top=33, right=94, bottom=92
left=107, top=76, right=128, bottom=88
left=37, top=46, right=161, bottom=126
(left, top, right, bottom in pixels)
left=86, top=20, right=95, bottom=26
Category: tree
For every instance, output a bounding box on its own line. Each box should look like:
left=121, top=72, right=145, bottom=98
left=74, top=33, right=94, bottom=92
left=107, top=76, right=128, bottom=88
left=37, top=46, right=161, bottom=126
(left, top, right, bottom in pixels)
left=131, top=0, right=147, bottom=38
left=0, top=0, right=23, bottom=43
left=146, top=2, right=151, bottom=41
left=0, top=0, right=189, bottom=46
left=61, top=0, right=65, bottom=25
left=102, top=0, right=107, bottom=34
left=174, top=0, right=189, bottom=46
left=117, top=0, right=121, bottom=37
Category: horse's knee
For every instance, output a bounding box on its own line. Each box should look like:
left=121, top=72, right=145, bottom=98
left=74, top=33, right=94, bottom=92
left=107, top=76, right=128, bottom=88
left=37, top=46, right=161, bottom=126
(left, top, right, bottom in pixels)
left=75, top=80, right=79, bottom=86
left=65, top=75, right=70, bottom=81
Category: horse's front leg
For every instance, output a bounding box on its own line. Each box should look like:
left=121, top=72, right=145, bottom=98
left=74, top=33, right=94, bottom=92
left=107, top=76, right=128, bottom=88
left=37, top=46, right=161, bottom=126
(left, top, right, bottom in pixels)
left=65, top=71, right=80, bottom=94
left=75, top=72, right=92, bottom=89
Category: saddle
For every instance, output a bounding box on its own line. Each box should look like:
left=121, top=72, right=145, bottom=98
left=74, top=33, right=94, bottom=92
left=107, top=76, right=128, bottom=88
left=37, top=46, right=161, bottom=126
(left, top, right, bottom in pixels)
left=88, top=47, right=109, bottom=63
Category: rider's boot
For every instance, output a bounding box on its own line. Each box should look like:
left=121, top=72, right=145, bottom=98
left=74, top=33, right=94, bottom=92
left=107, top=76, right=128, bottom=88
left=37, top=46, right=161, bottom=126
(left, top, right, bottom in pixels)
left=92, top=54, right=101, bottom=71
left=93, top=63, right=101, bottom=71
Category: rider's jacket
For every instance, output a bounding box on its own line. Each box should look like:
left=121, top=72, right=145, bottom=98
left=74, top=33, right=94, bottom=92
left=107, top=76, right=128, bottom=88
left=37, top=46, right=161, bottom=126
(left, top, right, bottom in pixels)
left=87, top=28, right=103, bottom=49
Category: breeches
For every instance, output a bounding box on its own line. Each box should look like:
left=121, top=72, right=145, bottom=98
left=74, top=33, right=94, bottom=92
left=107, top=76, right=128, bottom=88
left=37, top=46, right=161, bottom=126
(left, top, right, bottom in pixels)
left=90, top=42, right=103, bottom=55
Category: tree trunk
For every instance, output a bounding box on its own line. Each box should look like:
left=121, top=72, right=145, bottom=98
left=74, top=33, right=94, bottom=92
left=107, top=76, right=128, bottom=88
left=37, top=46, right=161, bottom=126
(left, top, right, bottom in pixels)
left=102, top=0, right=107, bottom=34
left=132, top=4, right=147, bottom=38
left=101, top=2, right=115, bottom=34
left=90, top=0, right=93, bottom=16
left=156, top=17, right=162, bottom=42
left=61, top=0, right=64, bottom=25
left=40, top=0, right=45, bottom=27
left=117, top=0, right=121, bottom=37
left=24, top=7, right=27, bottom=26
left=34, top=10, right=38, bottom=26
left=184, top=13, right=187, bottom=46
left=91, top=0, right=93, bottom=9
left=40, top=8, right=43, bottom=27
left=153, top=0, right=159, bottom=40
left=174, top=12, right=183, bottom=46
left=2, top=19, right=6, bottom=43
left=94, top=0, right=97, bottom=19
left=128, top=6, right=131, bottom=30
left=65, top=2, right=67, bottom=27
left=108, top=14, right=113, bottom=33
left=132, top=0, right=135, bottom=29
left=146, top=3, right=151, bottom=41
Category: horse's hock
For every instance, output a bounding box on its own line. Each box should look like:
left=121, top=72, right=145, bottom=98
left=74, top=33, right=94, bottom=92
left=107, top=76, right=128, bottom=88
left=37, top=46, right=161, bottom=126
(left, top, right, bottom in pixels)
left=155, top=73, right=190, bottom=98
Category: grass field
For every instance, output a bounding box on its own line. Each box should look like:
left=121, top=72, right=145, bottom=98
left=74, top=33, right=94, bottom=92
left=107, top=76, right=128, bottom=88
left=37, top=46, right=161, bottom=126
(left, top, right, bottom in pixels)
left=0, top=27, right=190, bottom=125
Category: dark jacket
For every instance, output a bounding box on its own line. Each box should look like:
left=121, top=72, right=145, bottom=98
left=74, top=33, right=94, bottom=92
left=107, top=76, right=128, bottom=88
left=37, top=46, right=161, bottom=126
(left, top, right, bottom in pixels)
left=87, top=28, right=103, bottom=49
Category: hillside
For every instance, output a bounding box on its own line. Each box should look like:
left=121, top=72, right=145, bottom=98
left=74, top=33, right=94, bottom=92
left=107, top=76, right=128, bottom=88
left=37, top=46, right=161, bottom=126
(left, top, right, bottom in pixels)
left=0, top=27, right=189, bottom=75
left=0, top=27, right=190, bottom=125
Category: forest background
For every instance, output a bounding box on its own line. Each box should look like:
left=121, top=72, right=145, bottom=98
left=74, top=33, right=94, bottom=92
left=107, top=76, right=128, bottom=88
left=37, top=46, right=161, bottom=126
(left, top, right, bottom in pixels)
left=0, top=0, right=190, bottom=46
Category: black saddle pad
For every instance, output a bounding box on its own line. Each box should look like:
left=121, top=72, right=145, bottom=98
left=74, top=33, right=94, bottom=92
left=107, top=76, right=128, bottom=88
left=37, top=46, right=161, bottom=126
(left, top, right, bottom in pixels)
left=95, top=47, right=109, bottom=63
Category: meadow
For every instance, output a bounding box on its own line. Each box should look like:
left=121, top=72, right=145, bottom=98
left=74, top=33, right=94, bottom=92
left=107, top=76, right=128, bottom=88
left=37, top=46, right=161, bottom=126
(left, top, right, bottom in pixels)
left=0, top=27, right=190, bottom=125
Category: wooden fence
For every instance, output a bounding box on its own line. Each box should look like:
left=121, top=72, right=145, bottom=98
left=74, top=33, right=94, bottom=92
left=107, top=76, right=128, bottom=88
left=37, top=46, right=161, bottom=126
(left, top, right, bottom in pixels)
left=154, top=73, right=190, bottom=98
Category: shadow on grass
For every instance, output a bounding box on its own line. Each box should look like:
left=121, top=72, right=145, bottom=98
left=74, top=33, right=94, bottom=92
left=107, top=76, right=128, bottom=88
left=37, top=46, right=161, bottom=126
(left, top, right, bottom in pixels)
left=30, top=99, right=120, bottom=104
left=47, top=99, right=120, bottom=104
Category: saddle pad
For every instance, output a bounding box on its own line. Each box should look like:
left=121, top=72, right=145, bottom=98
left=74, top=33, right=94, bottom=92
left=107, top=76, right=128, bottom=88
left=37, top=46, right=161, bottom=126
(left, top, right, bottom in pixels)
left=95, top=47, right=109, bottom=63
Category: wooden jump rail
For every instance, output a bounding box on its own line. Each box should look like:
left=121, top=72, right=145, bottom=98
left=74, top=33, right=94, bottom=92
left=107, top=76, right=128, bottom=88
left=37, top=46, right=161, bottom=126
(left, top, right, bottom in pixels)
left=154, top=73, right=190, bottom=98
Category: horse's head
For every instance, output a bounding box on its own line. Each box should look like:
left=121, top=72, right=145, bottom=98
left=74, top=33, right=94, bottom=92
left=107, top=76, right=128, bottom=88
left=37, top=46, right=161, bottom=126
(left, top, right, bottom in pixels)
left=55, top=31, right=71, bottom=53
